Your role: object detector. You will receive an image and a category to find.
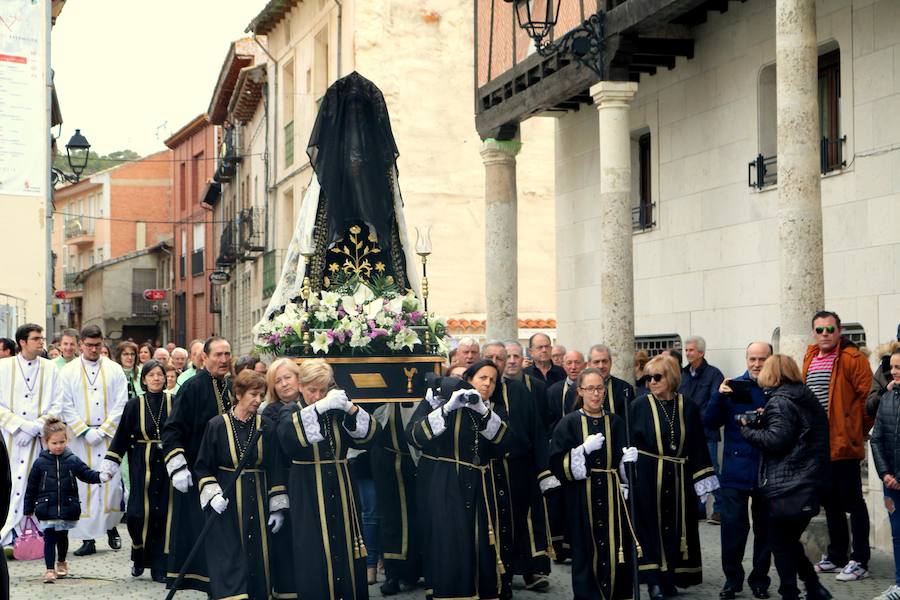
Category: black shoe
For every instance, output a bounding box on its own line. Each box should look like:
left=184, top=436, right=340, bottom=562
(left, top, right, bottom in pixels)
left=662, top=584, right=679, bottom=597
left=524, top=573, right=550, bottom=591
left=719, top=586, right=739, bottom=599
left=107, top=528, right=122, bottom=550
left=804, top=582, right=832, bottom=600
left=73, top=540, right=96, bottom=556
left=648, top=585, right=665, bottom=600
left=151, top=569, right=167, bottom=583
left=131, top=564, right=144, bottom=578
left=751, top=587, right=770, bottom=599
left=380, top=578, right=400, bottom=596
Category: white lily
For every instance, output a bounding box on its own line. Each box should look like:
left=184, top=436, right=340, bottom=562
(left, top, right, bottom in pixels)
left=364, top=301, right=383, bottom=321
left=388, top=327, right=420, bottom=352
left=349, top=333, right=371, bottom=348
left=311, top=331, right=331, bottom=354
left=320, top=291, right=342, bottom=308
left=386, top=296, right=405, bottom=316
left=352, top=283, right=376, bottom=306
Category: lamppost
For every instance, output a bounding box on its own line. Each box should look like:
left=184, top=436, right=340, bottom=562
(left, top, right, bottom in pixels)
left=52, top=129, right=92, bottom=186
left=504, top=0, right=605, bottom=79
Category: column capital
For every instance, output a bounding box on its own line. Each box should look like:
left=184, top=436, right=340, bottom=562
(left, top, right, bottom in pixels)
left=590, top=81, right=638, bottom=108
left=480, top=138, right=522, bottom=165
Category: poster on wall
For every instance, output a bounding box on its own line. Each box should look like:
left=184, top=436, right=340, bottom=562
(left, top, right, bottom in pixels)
left=0, top=0, right=44, bottom=197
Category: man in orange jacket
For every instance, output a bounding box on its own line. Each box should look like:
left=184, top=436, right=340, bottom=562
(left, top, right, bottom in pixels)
left=802, top=311, right=873, bottom=582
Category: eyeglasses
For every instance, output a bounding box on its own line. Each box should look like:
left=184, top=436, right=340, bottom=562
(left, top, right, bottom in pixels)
left=579, top=386, right=605, bottom=394
left=121, top=352, right=136, bottom=357
left=815, top=325, right=836, bottom=334
left=27, top=336, right=46, bottom=342
left=648, top=373, right=665, bottom=382
left=83, top=342, right=103, bottom=349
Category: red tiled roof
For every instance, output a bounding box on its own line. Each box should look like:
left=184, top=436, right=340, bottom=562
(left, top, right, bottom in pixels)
left=446, top=318, right=557, bottom=332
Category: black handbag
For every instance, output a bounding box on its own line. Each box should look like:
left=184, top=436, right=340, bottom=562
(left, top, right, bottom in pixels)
left=770, top=485, right=820, bottom=519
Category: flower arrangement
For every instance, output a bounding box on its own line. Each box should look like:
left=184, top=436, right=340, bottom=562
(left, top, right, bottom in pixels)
left=255, top=277, right=449, bottom=357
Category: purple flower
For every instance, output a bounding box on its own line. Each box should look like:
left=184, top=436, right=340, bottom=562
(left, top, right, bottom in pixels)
left=337, top=308, right=346, bottom=318
left=392, top=322, right=403, bottom=333
left=409, top=311, right=422, bottom=324
left=335, top=331, right=346, bottom=344
left=326, top=330, right=335, bottom=341
left=367, top=319, right=377, bottom=330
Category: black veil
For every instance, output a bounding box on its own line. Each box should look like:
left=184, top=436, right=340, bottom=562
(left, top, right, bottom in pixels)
left=307, top=71, right=400, bottom=246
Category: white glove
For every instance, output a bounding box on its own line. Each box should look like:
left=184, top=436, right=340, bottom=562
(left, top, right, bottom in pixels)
left=621, top=482, right=630, bottom=500
left=84, top=428, right=104, bottom=446
left=268, top=511, right=285, bottom=533
left=539, top=475, right=562, bottom=493
left=582, top=432, right=605, bottom=455
left=443, top=389, right=474, bottom=414
left=13, top=430, right=32, bottom=447
left=469, top=396, right=490, bottom=416
left=324, top=389, right=353, bottom=413
left=171, top=469, right=193, bottom=493
left=22, top=421, right=43, bottom=437
left=210, top=494, right=229, bottom=514
left=99, top=471, right=112, bottom=483
left=621, top=447, right=638, bottom=463
left=100, top=459, right=119, bottom=479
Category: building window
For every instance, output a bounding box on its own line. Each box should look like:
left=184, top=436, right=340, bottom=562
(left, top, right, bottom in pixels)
left=179, top=228, right=186, bottom=280
left=179, top=162, right=186, bottom=211
left=194, top=152, right=204, bottom=200
left=842, top=322, right=867, bottom=349
left=631, top=132, right=653, bottom=232
left=314, top=27, right=330, bottom=108
left=635, top=334, right=682, bottom=358
left=752, top=45, right=843, bottom=188
left=192, top=223, right=205, bottom=276
left=283, top=59, right=295, bottom=168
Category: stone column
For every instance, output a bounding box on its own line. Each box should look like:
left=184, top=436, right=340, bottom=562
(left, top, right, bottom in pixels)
left=591, top=81, right=638, bottom=385
left=480, top=138, right=522, bottom=343
left=776, top=0, right=824, bottom=361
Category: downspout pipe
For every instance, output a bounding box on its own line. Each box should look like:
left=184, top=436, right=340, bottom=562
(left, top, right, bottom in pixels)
left=333, top=0, right=342, bottom=78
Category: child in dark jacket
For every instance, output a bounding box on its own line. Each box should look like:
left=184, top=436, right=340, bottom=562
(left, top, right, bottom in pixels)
left=23, top=417, right=108, bottom=583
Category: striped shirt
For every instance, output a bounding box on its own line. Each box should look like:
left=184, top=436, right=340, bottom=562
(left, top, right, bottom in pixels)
left=806, top=351, right=837, bottom=412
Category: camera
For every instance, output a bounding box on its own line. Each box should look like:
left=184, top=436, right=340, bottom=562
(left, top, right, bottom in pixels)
left=735, top=411, right=765, bottom=427
left=463, top=389, right=482, bottom=404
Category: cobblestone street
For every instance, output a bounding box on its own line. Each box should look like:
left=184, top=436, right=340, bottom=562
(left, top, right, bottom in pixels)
left=8, top=520, right=895, bottom=599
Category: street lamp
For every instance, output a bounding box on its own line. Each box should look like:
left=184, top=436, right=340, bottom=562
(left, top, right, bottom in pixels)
left=52, top=128, right=92, bottom=186
left=504, top=0, right=606, bottom=79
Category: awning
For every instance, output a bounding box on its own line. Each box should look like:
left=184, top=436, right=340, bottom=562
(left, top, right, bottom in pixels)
left=200, top=180, right=222, bottom=208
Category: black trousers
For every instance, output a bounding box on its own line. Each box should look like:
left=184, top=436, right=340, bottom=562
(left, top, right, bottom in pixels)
left=719, top=487, right=771, bottom=591
left=822, top=459, right=870, bottom=567
left=769, top=514, right=819, bottom=600
left=42, top=528, right=69, bottom=570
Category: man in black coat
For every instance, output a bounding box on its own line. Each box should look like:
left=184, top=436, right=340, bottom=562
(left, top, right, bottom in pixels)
left=586, top=344, right=635, bottom=416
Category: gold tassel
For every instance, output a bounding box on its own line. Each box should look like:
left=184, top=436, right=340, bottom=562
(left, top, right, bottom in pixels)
left=488, top=529, right=496, bottom=547
left=618, top=547, right=625, bottom=564
left=497, top=557, right=506, bottom=575
left=636, top=544, right=643, bottom=559
left=681, top=535, right=688, bottom=559
left=547, top=544, right=557, bottom=561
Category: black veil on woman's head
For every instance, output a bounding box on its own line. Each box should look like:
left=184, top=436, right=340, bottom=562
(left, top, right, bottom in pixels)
left=307, top=71, right=399, bottom=246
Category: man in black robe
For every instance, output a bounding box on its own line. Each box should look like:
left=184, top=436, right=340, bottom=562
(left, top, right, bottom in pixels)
left=161, top=336, right=233, bottom=592
left=587, top=343, right=635, bottom=416
left=546, top=350, right=586, bottom=433
left=483, top=342, right=556, bottom=596
left=523, top=333, right=566, bottom=387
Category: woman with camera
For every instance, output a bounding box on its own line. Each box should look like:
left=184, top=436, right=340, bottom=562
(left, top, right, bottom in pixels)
left=406, top=360, right=509, bottom=600
left=740, top=354, right=831, bottom=600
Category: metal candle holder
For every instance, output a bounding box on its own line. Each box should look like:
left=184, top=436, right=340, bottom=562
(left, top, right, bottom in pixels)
left=415, top=226, right=433, bottom=354
left=299, top=231, right=316, bottom=355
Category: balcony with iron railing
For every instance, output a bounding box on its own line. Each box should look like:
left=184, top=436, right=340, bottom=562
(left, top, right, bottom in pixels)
left=239, top=207, right=265, bottom=258
left=131, top=292, right=158, bottom=317
left=632, top=202, right=655, bottom=233
left=191, top=249, right=205, bottom=276
left=748, top=136, right=846, bottom=189
left=214, top=128, right=241, bottom=183
left=64, top=218, right=94, bottom=246
left=216, top=221, right=237, bottom=268
left=63, top=271, right=82, bottom=292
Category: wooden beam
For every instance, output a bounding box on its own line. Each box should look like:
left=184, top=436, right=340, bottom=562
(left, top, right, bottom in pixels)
left=630, top=65, right=658, bottom=74
left=634, top=37, right=695, bottom=58
left=605, top=0, right=708, bottom=33
left=631, top=54, right=677, bottom=69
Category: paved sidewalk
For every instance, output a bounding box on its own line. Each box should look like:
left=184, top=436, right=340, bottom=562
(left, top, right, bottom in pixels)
left=8, top=522, right=896, bottom=598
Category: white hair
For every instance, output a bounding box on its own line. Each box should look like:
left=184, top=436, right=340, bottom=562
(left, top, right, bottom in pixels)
left=456, top=336, right=479, bottom=349
left=171, top=347, right=188, bottom=358
left=684, top=336, right=707, bottom=353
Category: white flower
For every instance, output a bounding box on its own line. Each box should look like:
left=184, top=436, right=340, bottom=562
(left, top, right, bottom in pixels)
left=386, top=296, right=405, bottom=316
left=387, top=327, right=420, bottom=352
left=402, top=291, right=421, bottom=312
left=349, top=333, right=371, bottom=348
left=340, top=295, right=358, bottom=314
left=375, top=312, right=394, bottom=328
left=352, top=283, right=376, bottom=306
left=320, top=291, right=342, bottom=308
left=314, top=305, right=337, bottom=322
left=311, top=331, right=331, bottom=354
left=364, top=301, right=383, bottom=321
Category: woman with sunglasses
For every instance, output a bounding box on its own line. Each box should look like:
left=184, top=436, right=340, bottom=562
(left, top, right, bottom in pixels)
left=629, top=354, right=719, bottom=600
left=276, top=359, right=379, bottom=600
left=549, top=367, right=639, bottom=600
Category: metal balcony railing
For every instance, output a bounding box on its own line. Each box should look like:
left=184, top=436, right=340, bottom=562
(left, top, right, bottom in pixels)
left=191, top=250, right=205, bottom=276
left=131, top=292, right=157, bottom=317
left=64, top=218, right=94, bottom=240
left=749, top=136, right=846, bottom=189
left=632, top=203, right=655, bottom=232
left=217, top=221, right=237, bottom=267
left=239, top=207, right=265, bottom=257
left=284, top=121, right=294, bottom=167
left=214, top=128, right=241, bottom=183
left=63, top=271, right=81, bottom=291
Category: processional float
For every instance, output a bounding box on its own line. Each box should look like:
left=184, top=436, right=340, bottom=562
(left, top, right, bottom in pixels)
left=253, top=71, right=449, bottom=402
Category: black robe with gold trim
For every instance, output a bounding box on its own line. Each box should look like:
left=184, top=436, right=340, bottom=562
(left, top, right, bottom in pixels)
left=195, top=413, right=284, bottom=600
left=628, top=394, right=712, bottom=589
left=406, top=397, right=510, bottom=600
left=276, top=402, right=378, bottom=600
left=550, top=410, right=635, bottom=600
left=160, top=369, right=231, bottom=591
left=370, top=401, right=420, bottom=584
left=105, top=390, right=172, bottom=575
left=261, top=401, right=296, bottom=599
left=491, top=379, right=553, bottom=585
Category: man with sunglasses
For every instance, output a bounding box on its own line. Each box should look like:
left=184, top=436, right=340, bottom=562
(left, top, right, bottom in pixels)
left=802, top=310, right=873, bottom=582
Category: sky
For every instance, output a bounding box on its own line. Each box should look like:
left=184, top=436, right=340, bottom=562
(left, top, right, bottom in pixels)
left=51, top=0, right=264, bottom=157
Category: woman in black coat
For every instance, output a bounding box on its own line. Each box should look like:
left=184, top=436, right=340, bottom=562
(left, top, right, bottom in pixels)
left=740, top=355, right=831, bottom=600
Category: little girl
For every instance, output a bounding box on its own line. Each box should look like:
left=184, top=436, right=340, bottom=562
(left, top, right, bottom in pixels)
left=23, top=416, right=108, bottom=583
